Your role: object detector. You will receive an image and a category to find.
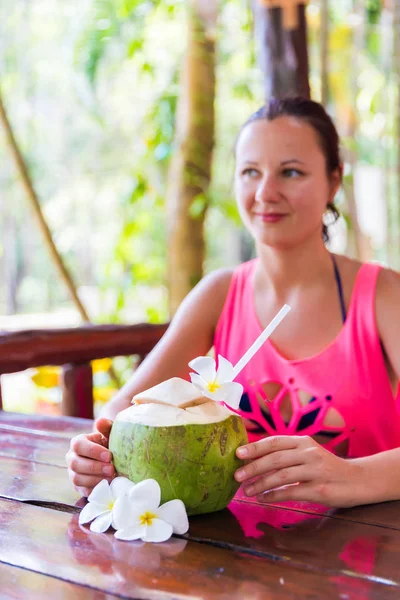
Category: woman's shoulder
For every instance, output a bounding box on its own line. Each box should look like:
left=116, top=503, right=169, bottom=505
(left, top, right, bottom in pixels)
left=336, top=253, right=400, bottom=289
left=199, top=267, right=235, bottom=297
left=334, top=255, right=396, bottom=293
left=194, top=262, right=256, bottom=326
left=376, top=263, right=400, bottom=287
left=334, top=254, right=362, bottom=280
left=199, top=260, right=256, bottom=296
left=186, top=268, right=233, bottom=315
left=332, top=256, right=399, bottom=318
left=376, top=264, right=400, bottom=309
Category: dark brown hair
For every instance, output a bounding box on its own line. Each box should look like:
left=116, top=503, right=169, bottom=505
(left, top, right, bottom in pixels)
left=238, top=97, right=342, bottom=243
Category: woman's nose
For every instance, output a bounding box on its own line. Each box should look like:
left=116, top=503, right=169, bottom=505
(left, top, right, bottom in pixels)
left=255, top=174, right=280, bottom=203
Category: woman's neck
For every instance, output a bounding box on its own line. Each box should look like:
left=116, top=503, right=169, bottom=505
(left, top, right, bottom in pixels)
left=255, top=237, right=333, bottom=300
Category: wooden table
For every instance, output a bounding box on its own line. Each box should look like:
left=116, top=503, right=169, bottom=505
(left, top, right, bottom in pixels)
left=1, top=413, right=400, bottom=599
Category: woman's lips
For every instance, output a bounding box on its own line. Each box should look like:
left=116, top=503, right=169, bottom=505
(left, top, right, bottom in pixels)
left=254, top=212, right=288, bottom=223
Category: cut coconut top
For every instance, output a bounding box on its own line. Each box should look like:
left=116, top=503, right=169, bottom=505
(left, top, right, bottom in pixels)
left=132, top=377, right=209, bottom=409
left=116, top=399, right=233, bottom=427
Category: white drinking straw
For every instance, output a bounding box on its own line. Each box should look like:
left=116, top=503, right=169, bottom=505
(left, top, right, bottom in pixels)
left=231, top=304, right=291, bottom=379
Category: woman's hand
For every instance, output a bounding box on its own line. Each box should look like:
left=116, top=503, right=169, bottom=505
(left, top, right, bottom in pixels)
left=66, top=418, right=115, bottom=498
left=234, top=435, right=365, bottom=508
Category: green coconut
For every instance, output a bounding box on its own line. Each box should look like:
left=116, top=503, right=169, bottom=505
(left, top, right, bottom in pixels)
left=109, top=378, right=248, bottom=516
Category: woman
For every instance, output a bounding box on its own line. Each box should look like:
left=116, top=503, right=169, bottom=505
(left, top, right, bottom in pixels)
left=67, top=97, right=400, bottom=507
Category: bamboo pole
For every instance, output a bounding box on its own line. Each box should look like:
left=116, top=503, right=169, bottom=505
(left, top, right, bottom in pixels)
left=0, top=87, right=126, bottom=391
left=0, top=87, right=90, bottom=322
left=166, top=0, right=216, bottom=315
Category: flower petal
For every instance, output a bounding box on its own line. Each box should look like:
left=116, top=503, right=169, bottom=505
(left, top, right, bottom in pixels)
left=112, top=494, right=142, bottom=530
left=142, top=519, right=173, bottom=543
left=79, top=502, right=108, bottom=525
left=110, top=476, right=135, bottom=499
left=197, top=382, right=244, bottom=407
left=202, top=385, right=229, bottom=402
left=216, top=355, right=234, bottom=383
left=115, top=524, right=146, bottom=541
left=87, top=479, right=112, bottom=506
left=189, top=372, right=207, bottom=391
left=90, top=511, right=112, bottom=533
left=128, top=479, right=161, bottom=510
left=220, top=382, right=244, bottom=410
left=157, top=500, right=189, bottom=535
left=188, top=356, right=216, bottom=381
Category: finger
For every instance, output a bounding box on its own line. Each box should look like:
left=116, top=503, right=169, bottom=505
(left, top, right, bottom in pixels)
left=70, top=435, right=112, bottom=463
left=236, top=436, right=301, bottom=460
left=75, top=486, right=91, bottom=499
left=95, top=418, right=114, bottom=439
left=68, top=468, right=113, bottom=492
left=243, top=465, right=310, bottom=496
left=235, top=448, right=303, bottom=483
left=256, top=482, right=318, bottom=504
left=67, top=452, right=115, bottom=478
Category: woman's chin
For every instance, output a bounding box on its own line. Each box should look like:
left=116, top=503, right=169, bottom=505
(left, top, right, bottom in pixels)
left=254, top=231, right=296, bottom=249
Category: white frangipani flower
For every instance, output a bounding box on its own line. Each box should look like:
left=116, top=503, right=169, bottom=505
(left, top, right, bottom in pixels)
left=79, top=477, right=135, bottom=533
left=113, top=479, right=189, bottom=543
left=188, top=355, right=243, bottom=410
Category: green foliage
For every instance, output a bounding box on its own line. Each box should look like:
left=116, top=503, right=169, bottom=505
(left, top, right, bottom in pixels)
left=75, top=0, right=121, bottom=86
left=366, top=0, right=382, bottom=25
left=2, top=0, right=399, bottom=322
left=189, top=194, right=208, bottom=219
left=75, top=0, right=183, bottom=86
left=74, top=0, right=258, bottom=321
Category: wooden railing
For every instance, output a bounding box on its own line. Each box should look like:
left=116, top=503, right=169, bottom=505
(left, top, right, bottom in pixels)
left=0, top=323, right=168, bottom=419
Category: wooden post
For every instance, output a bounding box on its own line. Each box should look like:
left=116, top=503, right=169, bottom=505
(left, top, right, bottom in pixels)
left=61, top=363, right=94, bottom=419
left=258, top=0, right=307, bottom=30
left=253, top=0, right=310, bottom=99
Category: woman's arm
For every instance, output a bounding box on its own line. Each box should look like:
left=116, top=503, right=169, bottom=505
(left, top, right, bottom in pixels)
left=349, top=267, right=400, bottom=504
left=99, top=268, right=233, bottom=420
left=67, top=268, right=233, bottom=496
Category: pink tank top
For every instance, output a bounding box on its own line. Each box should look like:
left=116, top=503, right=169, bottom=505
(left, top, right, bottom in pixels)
left=214, top=259, right=400, bottom=458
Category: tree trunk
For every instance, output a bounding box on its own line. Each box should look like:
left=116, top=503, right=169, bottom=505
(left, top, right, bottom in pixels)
left=166, top=0, right=216, bottom=315
left=252, top=1, right=310, bottom=99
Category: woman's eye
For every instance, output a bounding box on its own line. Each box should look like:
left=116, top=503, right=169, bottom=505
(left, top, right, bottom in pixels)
left=242, top=168, right=259, bottom=178
left=282, top=168, right=302, bottom=178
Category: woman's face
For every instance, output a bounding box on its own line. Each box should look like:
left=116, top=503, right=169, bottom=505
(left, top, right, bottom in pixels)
left=234, top=116, right=341, bottom=249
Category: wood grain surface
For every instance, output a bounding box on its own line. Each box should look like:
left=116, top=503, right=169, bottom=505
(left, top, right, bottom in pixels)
left=1, top=498, right=396, bottom=600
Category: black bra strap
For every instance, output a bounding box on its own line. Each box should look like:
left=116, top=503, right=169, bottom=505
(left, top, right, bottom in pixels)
left=330, top=254, right=347, bottom=324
